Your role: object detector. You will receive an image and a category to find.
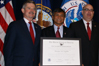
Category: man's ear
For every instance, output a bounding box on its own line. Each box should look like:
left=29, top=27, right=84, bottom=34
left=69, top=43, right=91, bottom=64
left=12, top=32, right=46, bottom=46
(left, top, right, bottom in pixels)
left=52, top=16, right=53, bottom=20
left=21, top=8, right=24, bottom=13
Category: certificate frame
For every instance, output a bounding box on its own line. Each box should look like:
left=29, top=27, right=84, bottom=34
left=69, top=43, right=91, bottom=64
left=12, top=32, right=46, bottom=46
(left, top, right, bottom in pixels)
left=40, top=37, right=82, bottom=66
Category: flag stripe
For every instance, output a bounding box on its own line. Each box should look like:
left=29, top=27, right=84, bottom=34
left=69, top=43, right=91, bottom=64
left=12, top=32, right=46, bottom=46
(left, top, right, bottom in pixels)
left=0, top=0, right=16, bottom=66
left=0, top=51, right=5, bottom=66
left=0, top=25, right=6, bottom=43
left=0, top=39, right=4, bottom=66
left=0, top=6, right=13, bottom=25
left=0, top=39, right=4, bottom=55
left=0, top=13, right=8, bottom=33
left=5, top=2, right=16, bottom=21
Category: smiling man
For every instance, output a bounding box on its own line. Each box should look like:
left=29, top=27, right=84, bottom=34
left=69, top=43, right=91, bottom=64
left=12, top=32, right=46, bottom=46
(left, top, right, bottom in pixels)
left=3, top=0, right=41, bottom=66
left=69, top=4, right=99, bottom=66
left=41, top=8, right=74, bottom=38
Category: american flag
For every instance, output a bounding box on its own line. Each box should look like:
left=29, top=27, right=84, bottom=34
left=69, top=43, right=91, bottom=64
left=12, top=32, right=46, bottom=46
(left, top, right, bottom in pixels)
left=0, top=0, right=16, bottom=66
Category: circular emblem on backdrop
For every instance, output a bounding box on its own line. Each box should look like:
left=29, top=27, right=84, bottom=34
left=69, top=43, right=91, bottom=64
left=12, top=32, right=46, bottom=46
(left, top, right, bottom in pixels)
left=34, top=4, right=53, bottom=28
left=61, top=0, right=87, bottom=27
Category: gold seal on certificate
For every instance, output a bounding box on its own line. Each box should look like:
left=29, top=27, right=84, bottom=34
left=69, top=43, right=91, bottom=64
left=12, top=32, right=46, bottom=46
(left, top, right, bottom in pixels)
left=40, top=37, right=82, bottom=66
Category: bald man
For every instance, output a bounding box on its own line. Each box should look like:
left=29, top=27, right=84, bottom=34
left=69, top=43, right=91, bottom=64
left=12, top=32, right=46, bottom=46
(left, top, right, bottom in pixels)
left=70, top=4, right=99, bottom=66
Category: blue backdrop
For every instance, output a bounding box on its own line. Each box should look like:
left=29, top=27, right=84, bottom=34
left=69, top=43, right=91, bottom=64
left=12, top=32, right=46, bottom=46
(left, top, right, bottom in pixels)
left=12, top=0, right=99, bottom=23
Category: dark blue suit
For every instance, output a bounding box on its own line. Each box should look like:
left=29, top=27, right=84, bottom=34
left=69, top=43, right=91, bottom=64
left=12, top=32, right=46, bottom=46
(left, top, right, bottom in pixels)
left=3, top=19, right=41, bottom=66
left=41, top=25, right=74, bottom=38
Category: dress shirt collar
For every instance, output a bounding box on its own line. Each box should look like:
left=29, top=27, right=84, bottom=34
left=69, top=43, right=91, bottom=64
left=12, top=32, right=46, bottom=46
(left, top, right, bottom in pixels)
left=83, top=19, right=92, bottom=30
left=54, top=24, right=63, bottom=38
left=54, top=24, right=63, bottom=31
left=83, top=19, right=92, bottom=25
left=23, top=17, right=32, bottom=23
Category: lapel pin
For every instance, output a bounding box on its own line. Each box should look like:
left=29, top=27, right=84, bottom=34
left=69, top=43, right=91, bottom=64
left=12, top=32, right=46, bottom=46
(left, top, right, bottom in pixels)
left=94, top=25, right=96, bottom=27
left=35, top=26, right=37, bottom=28
left=64, top=33, right=66, bottom=35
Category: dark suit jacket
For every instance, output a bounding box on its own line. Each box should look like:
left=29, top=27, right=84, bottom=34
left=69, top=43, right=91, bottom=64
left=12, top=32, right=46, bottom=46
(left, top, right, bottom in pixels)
left=69, top=19, right=99, bottom=66
left=3, top=19, right=41, bottom=66
left=41, top=25, right=74, bottom=38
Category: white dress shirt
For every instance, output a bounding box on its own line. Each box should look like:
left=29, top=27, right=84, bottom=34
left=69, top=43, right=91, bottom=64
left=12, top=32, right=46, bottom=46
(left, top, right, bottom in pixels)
left=83, top=19, right=92, bottom=32
left=54, top=24, right=63, bottom=38
left=23, top=18, right=36, bottom=37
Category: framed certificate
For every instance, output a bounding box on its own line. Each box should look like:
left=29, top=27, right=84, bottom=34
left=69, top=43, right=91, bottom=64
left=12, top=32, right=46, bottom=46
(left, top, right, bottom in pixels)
left=40, top=37, right=82, bottom=66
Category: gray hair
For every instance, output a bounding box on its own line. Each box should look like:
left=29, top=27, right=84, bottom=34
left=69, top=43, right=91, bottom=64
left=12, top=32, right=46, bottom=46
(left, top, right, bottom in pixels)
left=22, top=0, right=37, bottom=11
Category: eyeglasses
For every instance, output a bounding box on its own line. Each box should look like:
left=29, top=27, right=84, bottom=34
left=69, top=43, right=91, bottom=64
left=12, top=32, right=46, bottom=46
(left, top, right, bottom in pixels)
left=83, top=8, right=94, bottom=12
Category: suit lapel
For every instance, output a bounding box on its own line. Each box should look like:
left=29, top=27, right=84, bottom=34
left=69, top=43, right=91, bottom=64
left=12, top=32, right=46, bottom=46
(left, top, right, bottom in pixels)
left=21, top=19, right=33, bottom=43
left=50, top=26, right=56, bottom=37
left=80, top=20, right=89, bottom=40
left=91, top=21, right=97, bottom=41
left=33, top=23, right=39, bottom=45
left=63, top=26, right=67, bottom=37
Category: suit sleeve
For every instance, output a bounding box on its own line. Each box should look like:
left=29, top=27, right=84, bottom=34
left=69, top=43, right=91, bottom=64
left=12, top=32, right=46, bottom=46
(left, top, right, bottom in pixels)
left=3, top=22, right=16, bottom=66
left=39, top=27, right=41, bottom=63
left=69, top=23, right=73, bottom=29
left=68, top=23, right=75, bottom=38
left=41, top=29, right=46, bottom=37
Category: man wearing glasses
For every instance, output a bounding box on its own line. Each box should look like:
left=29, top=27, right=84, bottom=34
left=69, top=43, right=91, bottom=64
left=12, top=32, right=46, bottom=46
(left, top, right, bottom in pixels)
left=69, top=4, right=99, bottom=66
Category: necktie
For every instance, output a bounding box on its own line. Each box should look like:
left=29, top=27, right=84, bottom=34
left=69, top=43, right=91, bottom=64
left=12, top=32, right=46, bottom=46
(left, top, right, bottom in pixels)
left=87, top=23, right=91, bottom=40
left=56, top=27, right=61, bottom=38
left=29, top=22, right=35, bottom=44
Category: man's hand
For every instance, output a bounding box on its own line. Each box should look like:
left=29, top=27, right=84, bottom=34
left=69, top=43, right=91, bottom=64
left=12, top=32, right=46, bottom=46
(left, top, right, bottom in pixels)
left=38, top=63, right=40, bottom=66
left=82, top=64, right=84, bottom=66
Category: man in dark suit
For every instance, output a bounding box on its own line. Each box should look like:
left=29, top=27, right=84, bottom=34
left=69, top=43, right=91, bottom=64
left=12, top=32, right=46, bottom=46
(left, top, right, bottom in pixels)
left=41, top=8, right=74, bottom=38
left=69, top=4, right=99, bottom=66
left=3, top=0, right=41, bottom=66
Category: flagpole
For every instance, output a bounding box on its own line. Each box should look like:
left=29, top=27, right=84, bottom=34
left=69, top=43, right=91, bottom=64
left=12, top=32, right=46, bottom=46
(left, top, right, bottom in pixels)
left=41, top=0, right=43, bottom=29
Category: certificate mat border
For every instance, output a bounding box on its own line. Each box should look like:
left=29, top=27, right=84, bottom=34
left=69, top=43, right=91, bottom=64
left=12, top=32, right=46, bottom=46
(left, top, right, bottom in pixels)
left=40, top=37, right=82, bottom=66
